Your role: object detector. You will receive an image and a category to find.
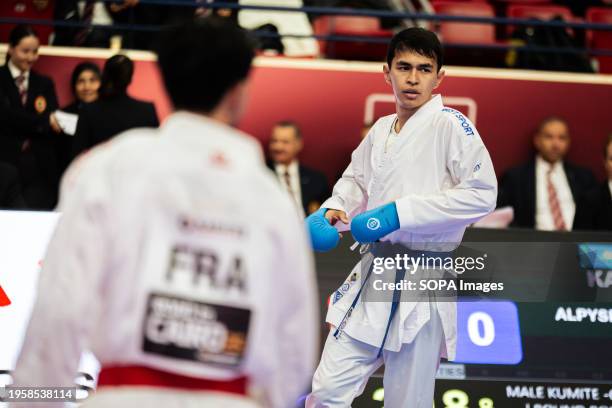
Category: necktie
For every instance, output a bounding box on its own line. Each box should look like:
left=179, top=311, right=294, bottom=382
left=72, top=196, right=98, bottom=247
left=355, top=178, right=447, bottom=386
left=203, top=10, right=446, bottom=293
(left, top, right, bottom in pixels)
left=283, top=169, right=295, bottom=199
left=75, top=0, right=95, bottom=45
left=15, top=74, right=27, bottom=106
left=547, top=167, right=567, bottom=231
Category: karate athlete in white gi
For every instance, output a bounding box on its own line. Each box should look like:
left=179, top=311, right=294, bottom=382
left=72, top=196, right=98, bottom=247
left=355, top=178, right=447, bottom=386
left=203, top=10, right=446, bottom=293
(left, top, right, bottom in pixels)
left=305, top=28, right=497, bottom=407
left=11, top=19, right=318, bottom=408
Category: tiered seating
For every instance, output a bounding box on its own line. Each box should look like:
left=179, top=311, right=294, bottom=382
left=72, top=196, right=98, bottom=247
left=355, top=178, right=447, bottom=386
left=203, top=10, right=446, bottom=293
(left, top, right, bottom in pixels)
left=313, top=16, right=394, bottom=61
left=586, top=7, right=612, bottom=73
left=432, top=1, right=497, bottom=44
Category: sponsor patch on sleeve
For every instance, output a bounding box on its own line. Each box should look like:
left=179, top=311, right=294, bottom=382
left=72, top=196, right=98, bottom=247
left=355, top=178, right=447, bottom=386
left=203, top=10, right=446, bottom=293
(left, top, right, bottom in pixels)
left=142, top=293, right=251, bottom=367
left=442, top=108, right=475, bottom=137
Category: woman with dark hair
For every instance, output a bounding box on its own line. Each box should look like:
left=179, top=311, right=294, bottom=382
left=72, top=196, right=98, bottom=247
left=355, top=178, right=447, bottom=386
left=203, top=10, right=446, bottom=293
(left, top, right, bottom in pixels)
left=0, top=24, right=61, bottom=210
left=57, top=62, right=101, bottom=175
left=72, top=54, right=158, bottom=158
left=64, top=62, right=102, bottom=113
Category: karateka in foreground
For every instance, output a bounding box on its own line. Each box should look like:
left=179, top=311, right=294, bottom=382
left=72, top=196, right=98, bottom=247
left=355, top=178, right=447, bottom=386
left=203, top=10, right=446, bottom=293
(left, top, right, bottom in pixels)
left=11, top=19, right=318, bottom=408
left=306, top=28, right=498, bottom=407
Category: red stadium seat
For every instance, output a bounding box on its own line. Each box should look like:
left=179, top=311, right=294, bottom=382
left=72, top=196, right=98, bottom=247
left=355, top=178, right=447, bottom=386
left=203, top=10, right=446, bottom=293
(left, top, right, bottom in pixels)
left=506, top=4, right=573, bottom=21
left=586, top=7, right=612, bottom=73
left=0, top=0, right=53, bottom=44
left=506, top=4, right=574, bottom=35
left=313, top=16, right=394, bottom=61
left=432, top=1, right=497, bottom=44
left=494, top=0, right=552, bottom=3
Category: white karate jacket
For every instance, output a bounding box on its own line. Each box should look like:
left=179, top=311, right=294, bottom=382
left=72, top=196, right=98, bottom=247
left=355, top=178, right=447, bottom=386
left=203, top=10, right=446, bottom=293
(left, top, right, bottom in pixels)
left=11, top=112, right=319, bottom=408
left=322, top=95, right=497, bottom=360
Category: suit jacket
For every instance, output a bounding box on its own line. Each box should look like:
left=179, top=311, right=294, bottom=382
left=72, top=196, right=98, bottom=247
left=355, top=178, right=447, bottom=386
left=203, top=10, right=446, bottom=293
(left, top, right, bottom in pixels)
left=267, top=160, right=330, bottom=215
left=573, top=182, right=612, bottom=231
left=0, top=65, right=59, bottom=209
left=53, top=0, right=113, bottom=47
left=497, top=158, right=598, bottom=228
left=72, top=93, right=159, bottom=158
left=0, top=161, right=25, bottom=209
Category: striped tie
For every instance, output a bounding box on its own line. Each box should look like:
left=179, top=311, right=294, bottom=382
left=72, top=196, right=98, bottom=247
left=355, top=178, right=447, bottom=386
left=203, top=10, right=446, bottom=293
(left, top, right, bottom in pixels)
left=15, top=74, right=27, bottom=105
left=75, top=0, right=95, bottom=45
left=283, top=169, right=296, bottom=201
left=546, top=167, right=567, bottom=231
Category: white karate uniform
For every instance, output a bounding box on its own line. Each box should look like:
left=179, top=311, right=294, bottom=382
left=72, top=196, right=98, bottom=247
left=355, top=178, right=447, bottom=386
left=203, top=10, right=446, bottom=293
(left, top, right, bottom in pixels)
left=10, top=112, right=319, bottom=408
left=307, top=95, right=497, bottom=407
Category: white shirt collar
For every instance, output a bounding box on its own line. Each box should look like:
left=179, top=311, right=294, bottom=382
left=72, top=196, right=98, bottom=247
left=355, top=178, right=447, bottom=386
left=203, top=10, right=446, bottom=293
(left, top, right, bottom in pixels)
left=7, top=59, right=28, bottom=81
left=536, top=155, right=563, bottom=174
left=275, top=160, right=299, bottom=175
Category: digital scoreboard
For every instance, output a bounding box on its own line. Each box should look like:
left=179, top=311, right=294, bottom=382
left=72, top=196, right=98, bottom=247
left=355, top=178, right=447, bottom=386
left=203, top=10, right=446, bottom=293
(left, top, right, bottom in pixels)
left=315, top=228, right=612, bottom=408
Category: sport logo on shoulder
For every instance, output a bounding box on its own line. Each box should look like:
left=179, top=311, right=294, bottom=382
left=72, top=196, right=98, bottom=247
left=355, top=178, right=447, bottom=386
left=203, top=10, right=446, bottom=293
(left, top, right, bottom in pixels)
left=0, top=285, right=11, bottom=307
left=366, top=218, right=381, bottom=231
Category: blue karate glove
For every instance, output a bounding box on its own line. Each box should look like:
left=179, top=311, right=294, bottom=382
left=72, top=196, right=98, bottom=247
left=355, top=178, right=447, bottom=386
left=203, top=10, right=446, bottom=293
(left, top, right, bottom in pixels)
left=351, top=202, right=400, bottom=243
left=305, top=208, right=340, bottom=252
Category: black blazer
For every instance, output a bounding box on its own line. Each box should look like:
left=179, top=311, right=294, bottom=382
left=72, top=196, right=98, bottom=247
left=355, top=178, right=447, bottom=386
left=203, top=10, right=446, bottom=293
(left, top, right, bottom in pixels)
left=267, top=161, right=330, bottom=215
left=72, top=93, right=159, bottom=158
left=497, top=158, right=598, bottom=228
left=0, top=65, right=58, bottom=166
left=573, top=182, right=612, bottom=231
left=0, top=161, right=25, bottom=209
left=0, top=65, right=59, bottom=209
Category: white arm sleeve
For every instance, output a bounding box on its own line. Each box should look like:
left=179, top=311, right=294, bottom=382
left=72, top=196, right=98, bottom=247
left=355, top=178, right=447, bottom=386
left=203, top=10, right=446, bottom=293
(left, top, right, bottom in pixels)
left=395, top=115, right=498, bottom=234
left=263, top=204, right=319, bottom=408
left=11, top=160, right=111, bottom=394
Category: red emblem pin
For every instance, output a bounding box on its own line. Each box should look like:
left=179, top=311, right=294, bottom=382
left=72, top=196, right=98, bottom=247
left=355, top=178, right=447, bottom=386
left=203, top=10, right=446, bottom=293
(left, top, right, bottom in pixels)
left=34, top=95, right=47, bottom=113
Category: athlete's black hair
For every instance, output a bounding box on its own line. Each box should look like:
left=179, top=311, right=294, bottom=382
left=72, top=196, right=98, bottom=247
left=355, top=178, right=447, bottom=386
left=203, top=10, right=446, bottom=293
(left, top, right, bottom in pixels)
left=156, top=18, right=255, bottom=112
left=386, top=28, right=443, bottom=72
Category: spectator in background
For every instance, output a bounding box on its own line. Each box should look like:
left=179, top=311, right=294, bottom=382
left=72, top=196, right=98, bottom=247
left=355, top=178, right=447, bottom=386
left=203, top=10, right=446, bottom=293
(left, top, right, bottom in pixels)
left=267, top=121, right=329, bottom=217
left=54, top=0, right=114, bottom=47
left=107, top=0, right=164, bottom=50
left=72, top=54, right=158, bottom=158
left=238, top=0, right=319, bottom=56
left=0, top=24, right=62, bottom=210
left=497, top=117, right=597, bottom=230
left=63, top=62, right=101, bottom=113
left=574, top=134, right=612, bottom=231
left=0, top=162, right=26, bottom=209
left=57, top=62, right=101, bottom=175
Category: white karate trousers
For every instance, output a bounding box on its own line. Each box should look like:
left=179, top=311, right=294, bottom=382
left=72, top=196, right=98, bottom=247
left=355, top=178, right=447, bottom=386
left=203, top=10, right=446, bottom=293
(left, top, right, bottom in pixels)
left=306, top=303, right=444, bottom=408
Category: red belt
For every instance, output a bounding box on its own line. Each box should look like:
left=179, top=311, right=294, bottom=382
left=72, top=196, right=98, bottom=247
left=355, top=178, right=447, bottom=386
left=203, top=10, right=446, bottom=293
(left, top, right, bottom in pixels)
left=98, top=365, right=247, bottom=395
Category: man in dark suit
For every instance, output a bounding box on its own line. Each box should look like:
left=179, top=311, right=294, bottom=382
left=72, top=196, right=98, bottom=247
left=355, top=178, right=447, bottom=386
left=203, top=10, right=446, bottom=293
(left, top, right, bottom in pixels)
left=53, top=0, right=113, bottom=47
left=72, top=54, right=158, bottom=158
left=267, top=121, right=329, bottom=217
left=574, top=134, right=612, bottom=231
left=0, top=162, right=26, bottom=209
left=497, top=117, right=597, bottom=230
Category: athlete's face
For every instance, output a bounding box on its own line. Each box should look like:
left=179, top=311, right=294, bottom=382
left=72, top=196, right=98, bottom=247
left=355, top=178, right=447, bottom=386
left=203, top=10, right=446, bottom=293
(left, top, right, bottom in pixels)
left=9, top=35, right=39, bottom=73
left=534, top=120, right=570, bottom=164
left=383, top=50, right=444, bottom=113
left=269, top=126, right=302, bottom=165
